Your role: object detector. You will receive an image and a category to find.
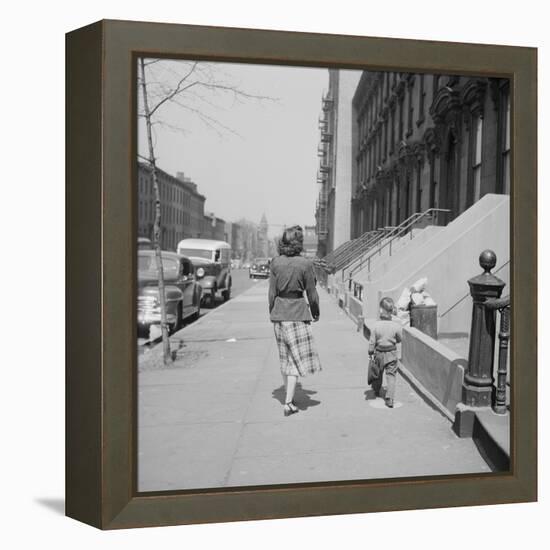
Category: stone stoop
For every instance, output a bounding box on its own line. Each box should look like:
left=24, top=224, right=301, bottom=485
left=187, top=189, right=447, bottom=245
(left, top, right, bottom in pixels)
left=453, top=405, right=510, bottom=471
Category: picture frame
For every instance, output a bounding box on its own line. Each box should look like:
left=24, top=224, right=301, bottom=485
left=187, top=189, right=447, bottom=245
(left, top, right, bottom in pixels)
left=66, top=19, right=537, bottom=529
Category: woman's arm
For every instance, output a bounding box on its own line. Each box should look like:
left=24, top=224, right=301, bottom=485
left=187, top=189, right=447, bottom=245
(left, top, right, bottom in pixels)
left=304, top=262, right=320, bottom=320
left=268, top=266, right=277, bottom=313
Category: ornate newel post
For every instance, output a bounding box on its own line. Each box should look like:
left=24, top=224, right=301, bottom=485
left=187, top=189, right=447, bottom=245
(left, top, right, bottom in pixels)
left=462, top=250, right=505, bottom=406
left=454, top=250, right=505, bottom=437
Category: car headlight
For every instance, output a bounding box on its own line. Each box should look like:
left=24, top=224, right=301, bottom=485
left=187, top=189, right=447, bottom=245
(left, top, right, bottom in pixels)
left=196, top=267, right=205, bottom=278
left=138, top=295, right=159, bottom=309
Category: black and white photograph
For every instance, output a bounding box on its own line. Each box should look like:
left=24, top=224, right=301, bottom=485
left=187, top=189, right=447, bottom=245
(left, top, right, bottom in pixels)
left=136, top=59, right=511, bottom=492
left=6, top=0, right=547, bottom=544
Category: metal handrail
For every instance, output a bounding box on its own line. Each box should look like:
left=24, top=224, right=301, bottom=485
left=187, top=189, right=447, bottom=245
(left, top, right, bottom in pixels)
left=322, top=229, right=380, bottom=270
left=323, top=237, right=360, bottom=264
left=346, top=208, right=451, bottom=279
left=343, top=213, right=421, bottom=278
left=332, top=229, right=388, bottom=272
left=331, top=231, right=378, bottom=265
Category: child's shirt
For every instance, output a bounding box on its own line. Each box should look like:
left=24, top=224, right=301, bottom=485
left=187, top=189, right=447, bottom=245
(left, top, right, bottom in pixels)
left=369, top=319, right=402, bottom=354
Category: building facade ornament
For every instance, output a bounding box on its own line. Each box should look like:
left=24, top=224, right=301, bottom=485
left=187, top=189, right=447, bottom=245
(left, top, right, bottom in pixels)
left=429, top=86, right=461, bottom=122
left=460, top=78, right=488, bottom=118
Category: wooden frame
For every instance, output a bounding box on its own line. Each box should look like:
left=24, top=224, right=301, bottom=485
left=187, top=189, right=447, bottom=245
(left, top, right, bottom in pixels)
left=66, top=19, right=537, bottom=529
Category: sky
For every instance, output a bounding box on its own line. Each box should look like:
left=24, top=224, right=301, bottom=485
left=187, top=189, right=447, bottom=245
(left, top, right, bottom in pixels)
left=138, top=60, right=338, bottom=238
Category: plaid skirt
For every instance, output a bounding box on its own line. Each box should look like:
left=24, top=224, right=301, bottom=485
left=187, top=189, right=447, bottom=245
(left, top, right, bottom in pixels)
left=273, top=321, right=322, bottom=377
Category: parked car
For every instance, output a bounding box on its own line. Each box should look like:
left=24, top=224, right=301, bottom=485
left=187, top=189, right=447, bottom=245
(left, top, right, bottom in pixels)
left=137, top=250, right=202, bottom=335
left=249, top=257, right=271, bottom=279
left=137, top=237, right=153, bottom=250
left=176, top=238, right=232, bottom=306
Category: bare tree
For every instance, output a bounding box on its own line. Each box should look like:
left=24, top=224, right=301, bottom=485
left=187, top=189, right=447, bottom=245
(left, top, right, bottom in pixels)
left=138, top=59, right=275, bottom=366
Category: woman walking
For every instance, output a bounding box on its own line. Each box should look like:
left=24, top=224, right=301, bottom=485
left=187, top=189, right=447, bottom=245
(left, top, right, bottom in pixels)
left=269, top=225, right=322, bottom=417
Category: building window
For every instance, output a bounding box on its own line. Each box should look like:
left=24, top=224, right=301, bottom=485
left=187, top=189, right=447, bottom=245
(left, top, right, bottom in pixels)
left=501, top=87, right=511, bottom=194
left=472, top=115, right=483, bottom=202
left=429, top=154, right=438, bottom=210
left=416, top=163, right=422, bottom=213
left=390, top=105, right=395, bottom=154
left=369, top=143, right=374, bottom=177
left=398, top=96, right=404, bottom=142
left=407, top=85, right=413, bottom=136
left=384, top=117, right=388, bottom=159
left=433, top=74, right=440, bottom=95
left=367, top=100, right=372, bottom=132
left=366, top=143, right=370, bottom=179
left=418, top=74, right=425, bottom=125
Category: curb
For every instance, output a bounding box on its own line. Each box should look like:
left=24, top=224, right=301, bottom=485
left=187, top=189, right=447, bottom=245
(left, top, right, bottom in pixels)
left=166, top=278, right=268, bottom=337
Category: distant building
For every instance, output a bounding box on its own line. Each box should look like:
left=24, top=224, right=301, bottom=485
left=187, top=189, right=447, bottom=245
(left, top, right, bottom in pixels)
left=137, top=163, right=206, bottom=251
left=303, top=225, right=318, bottom=258
left=231, top=223, right=244, bottom=259
left=258, top=214, right=269, bottom=257
left=202, top=212, right=226, bottom=242
left=315, top=69, right=361, bottom=257
left=237, top=218, right=262, bottom=262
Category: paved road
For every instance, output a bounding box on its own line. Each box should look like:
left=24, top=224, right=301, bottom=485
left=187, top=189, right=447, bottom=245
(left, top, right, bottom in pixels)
left=138, top=280, right=490, bottom=491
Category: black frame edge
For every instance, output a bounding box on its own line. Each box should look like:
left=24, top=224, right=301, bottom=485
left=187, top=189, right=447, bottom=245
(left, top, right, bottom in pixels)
left=65, top=20, right=104, bottom=529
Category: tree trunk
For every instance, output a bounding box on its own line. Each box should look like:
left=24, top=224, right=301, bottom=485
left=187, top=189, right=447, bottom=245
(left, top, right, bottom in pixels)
left=139, top=58, right=172, bottom=366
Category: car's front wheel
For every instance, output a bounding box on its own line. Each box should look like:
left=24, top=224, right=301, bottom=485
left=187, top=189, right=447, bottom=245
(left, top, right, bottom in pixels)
left=190, top=291, right=201, bottom=322
left=222, top=286, right=231, bottom=301
left=169, top=302, right=182, bottom=334
left=204, top=289, right=216, bottom=308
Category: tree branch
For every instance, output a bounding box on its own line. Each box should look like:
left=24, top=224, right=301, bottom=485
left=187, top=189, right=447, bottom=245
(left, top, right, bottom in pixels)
left=148, top=61, right=200, bottom=117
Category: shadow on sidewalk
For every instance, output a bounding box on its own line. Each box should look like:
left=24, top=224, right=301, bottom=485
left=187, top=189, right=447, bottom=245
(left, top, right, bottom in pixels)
left=272, top=383, right=321, bottom=411
left=364, top=388, right=387, bottom=400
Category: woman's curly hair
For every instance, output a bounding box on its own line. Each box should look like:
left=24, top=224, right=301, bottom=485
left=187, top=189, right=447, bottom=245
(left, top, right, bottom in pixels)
left=278, top=225, right=304, bottom=257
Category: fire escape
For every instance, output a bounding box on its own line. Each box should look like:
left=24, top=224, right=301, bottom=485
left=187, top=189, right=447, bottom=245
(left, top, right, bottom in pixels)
left=315, top=92, right=334, bottom=246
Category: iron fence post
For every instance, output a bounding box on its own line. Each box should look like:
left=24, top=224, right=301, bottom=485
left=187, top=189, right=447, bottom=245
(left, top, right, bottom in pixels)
left=462, top=250, right=505, bottom=407
left=495, top=304, right=511, bottom=414
left=486, top=296, right=511, bottom=414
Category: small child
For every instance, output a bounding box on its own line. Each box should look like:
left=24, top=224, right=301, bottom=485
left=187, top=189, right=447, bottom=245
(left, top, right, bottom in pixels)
left=368, top=297, right=402, bottom=408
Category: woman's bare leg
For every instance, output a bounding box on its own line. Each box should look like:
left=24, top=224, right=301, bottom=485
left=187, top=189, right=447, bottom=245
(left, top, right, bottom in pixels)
left=282, top=373, right=287, bottom=387
left=285, top=375, right=298, bottom=404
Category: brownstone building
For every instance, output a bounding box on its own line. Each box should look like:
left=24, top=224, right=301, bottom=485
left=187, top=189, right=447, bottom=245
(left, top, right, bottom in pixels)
left=201, top=212, right=227, bottom=242
left=351, top=72, right=510, bottom=236
left=138, top=163, right=207, bottom=250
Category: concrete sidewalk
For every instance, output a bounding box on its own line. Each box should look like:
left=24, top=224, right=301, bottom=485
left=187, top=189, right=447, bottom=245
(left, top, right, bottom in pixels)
left=138, top=280, right=490, bottom=491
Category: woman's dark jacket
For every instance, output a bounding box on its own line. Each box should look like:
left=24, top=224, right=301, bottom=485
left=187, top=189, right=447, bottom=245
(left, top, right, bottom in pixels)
left=268, top=255, right=320, bottom=322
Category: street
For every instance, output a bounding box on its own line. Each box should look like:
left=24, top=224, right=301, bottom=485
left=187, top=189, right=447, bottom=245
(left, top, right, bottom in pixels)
left=138, top=281, right=490, bottom=492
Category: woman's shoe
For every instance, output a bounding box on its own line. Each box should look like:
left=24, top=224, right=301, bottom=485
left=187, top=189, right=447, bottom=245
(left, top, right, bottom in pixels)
left=284, top=401, right=299, bottom=417
left=385, top=398, right=394, bottom=408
